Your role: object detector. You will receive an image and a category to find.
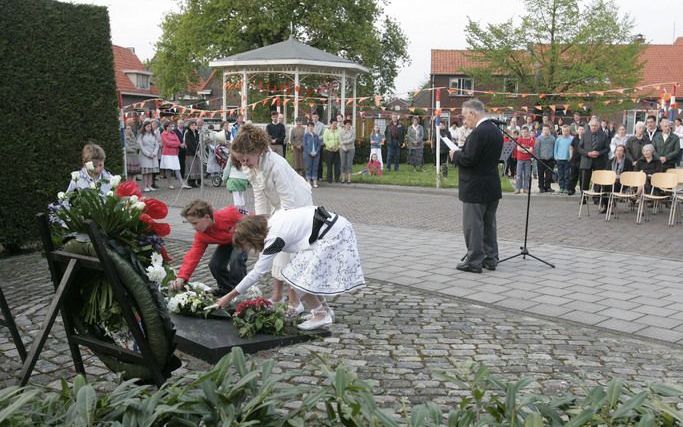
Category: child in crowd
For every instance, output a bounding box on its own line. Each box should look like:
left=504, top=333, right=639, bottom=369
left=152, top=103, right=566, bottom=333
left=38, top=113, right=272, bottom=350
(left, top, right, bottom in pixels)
left=66, top=143, right=113, bottom=194
left=369, top=125, right=384, bottom=170
left=553, top=125, right=573, bottom=193
left=222, top=153, right=250, bottom=211
left=230, top=124, right=314, bottom=317
left=170, top=200, right=247, bottom=297
left=367, top=153, right=382, bottom=176
left=303, top=121, right=322, bottom=188
left=514, top=126, right=535, bottom=194
left=215, top=206, right=365, bottom=330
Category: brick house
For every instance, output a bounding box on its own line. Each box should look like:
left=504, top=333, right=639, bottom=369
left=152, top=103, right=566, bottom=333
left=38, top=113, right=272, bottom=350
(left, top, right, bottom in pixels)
left=112, top=45, right=158, bottom=107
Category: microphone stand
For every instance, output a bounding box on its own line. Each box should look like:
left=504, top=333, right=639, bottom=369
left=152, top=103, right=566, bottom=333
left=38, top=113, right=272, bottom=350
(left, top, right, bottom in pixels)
left=497, top=125, right=554, bottom=268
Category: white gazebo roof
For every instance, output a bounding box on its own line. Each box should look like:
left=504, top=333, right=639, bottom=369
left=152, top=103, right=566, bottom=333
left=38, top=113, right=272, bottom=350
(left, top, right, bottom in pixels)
left=209, top=37, right=369, bottom=75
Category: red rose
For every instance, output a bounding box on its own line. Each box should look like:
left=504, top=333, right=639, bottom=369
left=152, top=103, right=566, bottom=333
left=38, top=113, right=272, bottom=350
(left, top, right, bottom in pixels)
left=150, top=221, right=171, bottom=237
left=116, top=181, right=142, bottom=198
left=142, top=198, right=168, bottom=219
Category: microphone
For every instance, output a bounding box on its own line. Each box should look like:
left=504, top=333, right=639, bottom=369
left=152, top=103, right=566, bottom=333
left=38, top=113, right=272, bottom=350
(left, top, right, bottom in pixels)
left=488, top=118, right=507, bottom=126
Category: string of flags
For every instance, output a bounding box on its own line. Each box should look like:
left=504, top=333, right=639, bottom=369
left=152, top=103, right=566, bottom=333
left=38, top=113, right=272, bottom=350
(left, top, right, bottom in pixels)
left=121, top=80, right=682, bottom=119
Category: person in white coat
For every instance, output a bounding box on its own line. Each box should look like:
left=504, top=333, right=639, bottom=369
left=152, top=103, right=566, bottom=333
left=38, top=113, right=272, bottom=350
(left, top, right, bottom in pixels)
left=230, top=124, right=314, bottom=317
left=216, top=206, right=364, bottom=330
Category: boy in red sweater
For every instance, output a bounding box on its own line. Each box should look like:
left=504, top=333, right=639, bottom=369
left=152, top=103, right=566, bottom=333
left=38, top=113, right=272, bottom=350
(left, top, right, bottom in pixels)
left=170, top=200, right=247, bottom=296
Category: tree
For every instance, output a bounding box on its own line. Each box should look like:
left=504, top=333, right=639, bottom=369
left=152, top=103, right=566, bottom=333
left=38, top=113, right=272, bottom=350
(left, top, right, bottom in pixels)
left=151, top=0, right=409, bottom=98
left=464, top=0, right=643, bottom=112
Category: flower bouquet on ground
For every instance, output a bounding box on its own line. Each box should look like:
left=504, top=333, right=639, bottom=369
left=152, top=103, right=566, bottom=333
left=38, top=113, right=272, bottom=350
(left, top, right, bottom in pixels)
left=166, top=282, right=217, bottom=317
left=232, top=297, right=287, bottom=338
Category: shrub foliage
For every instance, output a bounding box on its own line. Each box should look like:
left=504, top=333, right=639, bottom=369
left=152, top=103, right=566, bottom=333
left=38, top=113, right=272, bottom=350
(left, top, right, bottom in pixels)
left=0, top=0, right=120, bottom=250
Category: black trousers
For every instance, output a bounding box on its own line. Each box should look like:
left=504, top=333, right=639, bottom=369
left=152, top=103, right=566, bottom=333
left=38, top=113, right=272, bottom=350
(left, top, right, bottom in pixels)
left=317, top=144, right=325, bottom=180
left=568, top=162, right=580, bottom=192
left=462, top=199, right=499, bottom=268
left=178, top=147, right=187, bottom=178
left=537, top=159, right=555, bottom=191
left=325, top=150, right=341, bottom=183
left=208, top=244, right=247, bottom=291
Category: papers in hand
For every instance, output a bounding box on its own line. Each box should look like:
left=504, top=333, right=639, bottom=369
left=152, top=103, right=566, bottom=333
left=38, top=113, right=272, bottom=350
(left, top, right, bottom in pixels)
left=441, top=136, right=460, bottom=151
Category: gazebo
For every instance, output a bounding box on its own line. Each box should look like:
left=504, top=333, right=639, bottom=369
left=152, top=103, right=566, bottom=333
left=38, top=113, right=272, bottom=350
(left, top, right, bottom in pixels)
left=209, top=37, right=369, bottom=126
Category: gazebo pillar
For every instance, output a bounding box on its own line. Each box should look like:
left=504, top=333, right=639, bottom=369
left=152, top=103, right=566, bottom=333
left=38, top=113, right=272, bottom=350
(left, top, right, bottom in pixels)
left=352, top=76, right=357, bottom=129
left=294, top=68, right=300, bottom=121
left=241, top=69, right=248, bottom=120
left=341, top=70, right=346, bottom=119
left=222, top=70, right=227, bottom=121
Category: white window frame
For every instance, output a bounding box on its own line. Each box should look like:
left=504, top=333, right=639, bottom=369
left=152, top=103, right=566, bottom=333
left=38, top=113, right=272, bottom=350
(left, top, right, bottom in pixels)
left=503, top=78, right=518, bottom=94
left=448, top=77, right=474, bottom=97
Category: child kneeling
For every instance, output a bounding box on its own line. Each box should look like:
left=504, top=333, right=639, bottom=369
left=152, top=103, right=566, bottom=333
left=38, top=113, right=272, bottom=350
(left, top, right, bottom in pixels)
left=216, top=206, right=365, bottom=330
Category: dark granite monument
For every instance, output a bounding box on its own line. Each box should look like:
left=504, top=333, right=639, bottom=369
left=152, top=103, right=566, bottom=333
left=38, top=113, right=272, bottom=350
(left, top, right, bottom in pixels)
left=171, top=314, right=330, bottom=364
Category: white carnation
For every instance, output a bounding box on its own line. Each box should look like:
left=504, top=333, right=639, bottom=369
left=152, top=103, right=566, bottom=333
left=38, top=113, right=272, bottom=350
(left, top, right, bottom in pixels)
left=85, top=161, right=95, bottom=171
left=129, top=195, right=139, bottom=203
left=146, top=265, right=166, bottom=284
left=89, top=182, right=96, bottom=189
left=167, top=296, right=180, bottom=313
left=106, top=191, right=114, bottom=197
left=57, top=192, right=66, bottom=200
left=71, top=171, right=80, bottom=181
left=150, top=252, right=163, bottom=268
left=109, top=175, right=121, bottom=187
left=133, top=201, right=146, bottom=210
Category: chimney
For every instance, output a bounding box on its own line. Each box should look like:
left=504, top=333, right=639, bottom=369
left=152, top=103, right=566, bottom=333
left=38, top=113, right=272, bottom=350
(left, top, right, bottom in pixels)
left=674, top=36, right=683, bottom=46
left=128, top=47, right=136, bottom=54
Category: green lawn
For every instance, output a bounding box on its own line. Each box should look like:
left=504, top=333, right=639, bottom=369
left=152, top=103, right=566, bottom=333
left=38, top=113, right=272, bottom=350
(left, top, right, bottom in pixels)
left=284, top=151, right=513, bottom=192
left=350, top=163, right=515, bottom=192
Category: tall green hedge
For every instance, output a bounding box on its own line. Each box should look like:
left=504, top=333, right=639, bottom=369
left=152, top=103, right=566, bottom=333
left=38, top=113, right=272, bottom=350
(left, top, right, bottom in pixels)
left=0, top=0, right=121, bottom=250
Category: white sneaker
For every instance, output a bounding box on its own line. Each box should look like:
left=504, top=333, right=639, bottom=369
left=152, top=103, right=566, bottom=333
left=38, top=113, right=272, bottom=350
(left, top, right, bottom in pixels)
left=297, top=310, right=333, bottom=330
left=150, top=187, right=158, bottom=191
left=181, top=184, right=193, bottom=189
left=143, top=187, right=152, bottom=192
left=168, top=185, right=175, bottom=190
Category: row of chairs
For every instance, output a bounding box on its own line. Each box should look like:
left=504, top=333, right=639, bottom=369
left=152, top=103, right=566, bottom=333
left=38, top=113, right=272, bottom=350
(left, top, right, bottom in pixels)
left=578, top=168, right=683, bottom=226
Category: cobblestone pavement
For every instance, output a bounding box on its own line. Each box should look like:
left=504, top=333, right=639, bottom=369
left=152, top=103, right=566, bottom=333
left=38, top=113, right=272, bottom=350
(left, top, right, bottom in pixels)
left=1, top=246, right=682, bottom=411
left=0, top=181, right=682, bottom=411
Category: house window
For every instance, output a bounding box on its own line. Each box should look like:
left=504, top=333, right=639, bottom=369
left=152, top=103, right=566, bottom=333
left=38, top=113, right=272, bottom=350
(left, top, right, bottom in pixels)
left=448, top=78, right=474, bottom=96
left=135, top=74, right=150, bottom=89
left=503, top=78, right=518, bottom=94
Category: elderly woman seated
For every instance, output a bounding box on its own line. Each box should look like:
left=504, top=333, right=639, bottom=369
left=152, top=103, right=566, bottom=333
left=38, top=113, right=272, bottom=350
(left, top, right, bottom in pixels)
left=608, top=144, right=633, bottom=193
left=635, top=144, right=663, bottom=198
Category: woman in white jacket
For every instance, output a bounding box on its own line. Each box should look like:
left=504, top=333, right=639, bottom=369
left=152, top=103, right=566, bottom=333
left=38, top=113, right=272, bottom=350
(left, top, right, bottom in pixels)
left=230, top=124, right=313, bottom=316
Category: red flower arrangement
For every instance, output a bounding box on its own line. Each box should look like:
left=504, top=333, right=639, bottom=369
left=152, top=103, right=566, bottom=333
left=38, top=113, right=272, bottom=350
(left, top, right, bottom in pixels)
left=232, top=297, right=285, bottom=338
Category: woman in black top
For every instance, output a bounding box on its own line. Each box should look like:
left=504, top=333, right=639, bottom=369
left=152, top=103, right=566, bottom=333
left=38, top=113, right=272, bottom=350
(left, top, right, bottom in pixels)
left=608, top=145, right=633, bottom=192
left=635, top=144, right=663, bottom=196
left=183, top=120, right=201, bottom=187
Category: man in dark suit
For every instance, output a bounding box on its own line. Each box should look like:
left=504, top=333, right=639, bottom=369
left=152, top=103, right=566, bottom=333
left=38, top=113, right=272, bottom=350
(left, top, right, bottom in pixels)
left=578, top=119, right=610, bottom=212
left=449, top=99, right=503, bottom=273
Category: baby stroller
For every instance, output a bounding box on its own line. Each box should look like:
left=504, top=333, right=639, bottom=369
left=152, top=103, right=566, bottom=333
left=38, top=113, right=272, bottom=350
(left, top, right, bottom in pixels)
left=209, top=144, right=230, bottom=187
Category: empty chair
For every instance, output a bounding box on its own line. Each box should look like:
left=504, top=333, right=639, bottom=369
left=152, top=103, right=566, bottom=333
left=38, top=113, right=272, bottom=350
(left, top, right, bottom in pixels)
left=578, top=170, right=616, bottom=220
left=637, top=172, right=678, bottom=226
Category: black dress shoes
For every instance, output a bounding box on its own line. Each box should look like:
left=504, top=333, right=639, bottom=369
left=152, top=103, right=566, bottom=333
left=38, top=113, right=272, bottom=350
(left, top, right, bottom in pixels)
left=456, top=262, right=482, bottom=273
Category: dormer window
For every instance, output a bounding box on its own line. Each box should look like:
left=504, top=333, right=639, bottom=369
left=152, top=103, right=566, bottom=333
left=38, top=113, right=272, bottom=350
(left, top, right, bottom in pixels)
left=123, top=70, right=152, bottom=90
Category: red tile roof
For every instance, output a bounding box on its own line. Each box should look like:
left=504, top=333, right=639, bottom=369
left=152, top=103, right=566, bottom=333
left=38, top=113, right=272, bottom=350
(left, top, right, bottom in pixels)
left=112, top=45, right=158, bottom=97
left=638, top=37, right=683, bottom=94
left=431, top=38, right=683, bottom=95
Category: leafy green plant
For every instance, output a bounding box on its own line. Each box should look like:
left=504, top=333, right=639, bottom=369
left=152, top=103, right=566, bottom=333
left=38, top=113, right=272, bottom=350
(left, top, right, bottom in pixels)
left=0, top=350, right=680, bottom=426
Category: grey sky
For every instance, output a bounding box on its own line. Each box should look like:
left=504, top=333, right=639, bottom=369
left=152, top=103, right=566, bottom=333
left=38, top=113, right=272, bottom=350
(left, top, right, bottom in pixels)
left=67, top=0, right=680, bottom=94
